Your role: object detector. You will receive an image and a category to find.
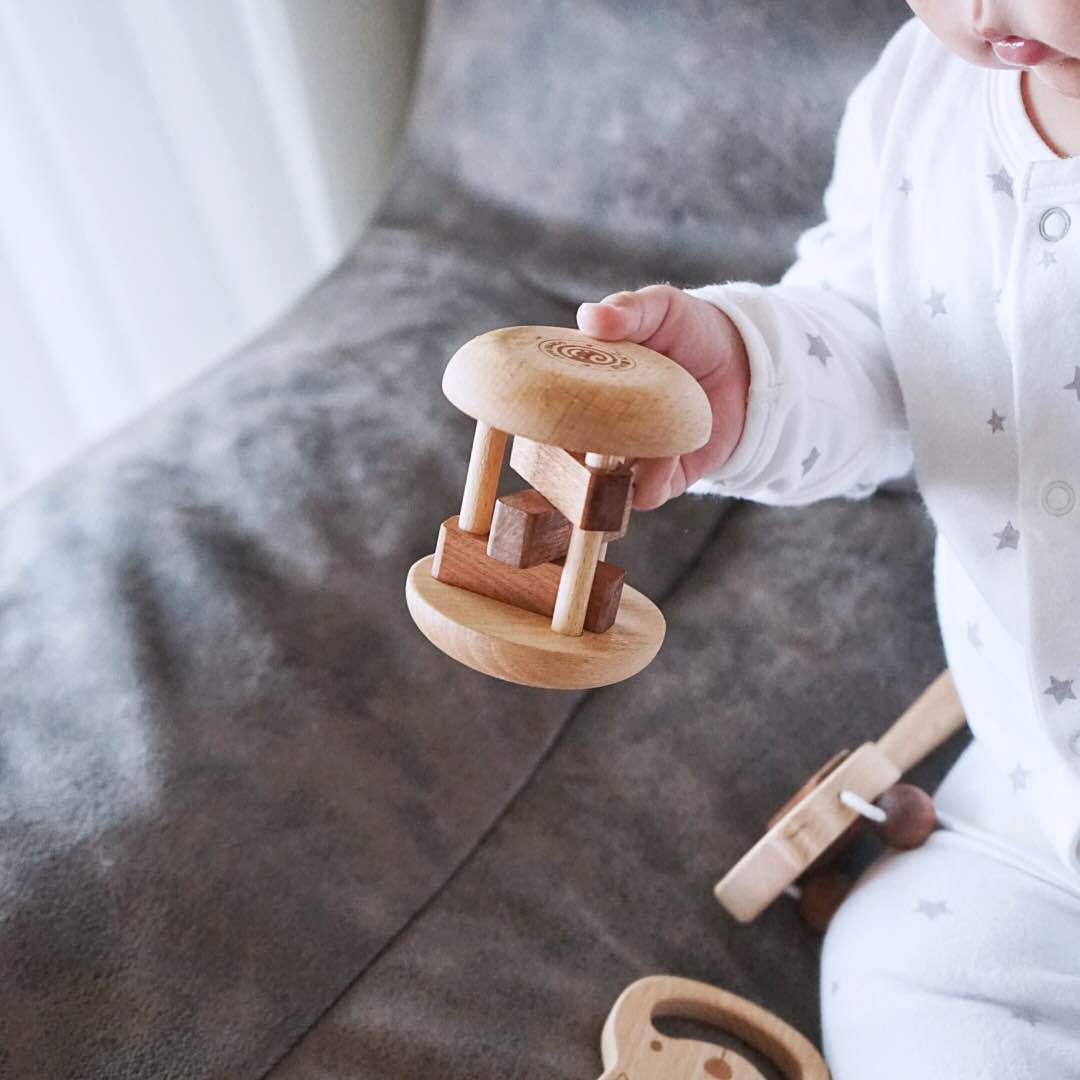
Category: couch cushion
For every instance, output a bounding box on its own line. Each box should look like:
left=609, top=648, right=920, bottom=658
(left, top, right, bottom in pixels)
left=266, top=494, right=953, bottom=1079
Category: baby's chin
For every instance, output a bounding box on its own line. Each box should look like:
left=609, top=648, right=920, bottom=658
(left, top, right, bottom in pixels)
left=1027, top=61, right=1080, bottom=101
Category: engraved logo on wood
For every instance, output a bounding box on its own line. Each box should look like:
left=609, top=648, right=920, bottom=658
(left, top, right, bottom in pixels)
left=538, top=338, right=636, bottom=371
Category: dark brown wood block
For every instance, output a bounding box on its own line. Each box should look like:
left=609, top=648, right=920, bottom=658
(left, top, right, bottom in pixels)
left=509, top=437, right=633, bottom=534
left=487, top=489, right=572, bottom=568
left=432, top=515, right=624, bottom=632
left=488, top=488, right=629, bottom=569
left=581, top=459, right=633, bottom=535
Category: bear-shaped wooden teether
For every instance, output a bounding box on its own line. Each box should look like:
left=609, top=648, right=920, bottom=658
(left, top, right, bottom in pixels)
left=598, top=976, right=829, bottom=1079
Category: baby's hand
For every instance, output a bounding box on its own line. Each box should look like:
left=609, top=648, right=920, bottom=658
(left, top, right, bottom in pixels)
left=576, top=285, right=750, bottom=509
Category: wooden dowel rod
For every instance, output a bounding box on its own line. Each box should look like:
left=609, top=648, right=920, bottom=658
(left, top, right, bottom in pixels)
left=587, top=454, right=623, bottom=471
left=551, top=453, right=622, bottom=636
left=551, top=528, right=605, bottom=635
left=458, top=421, right=507, bottom=534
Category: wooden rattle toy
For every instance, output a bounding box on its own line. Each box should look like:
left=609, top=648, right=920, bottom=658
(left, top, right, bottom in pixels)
left=406, top=326, right=711, bottom=690
left=715, top=670, right=966, bottom=924
left=599, top=975, right=829, bottom=1079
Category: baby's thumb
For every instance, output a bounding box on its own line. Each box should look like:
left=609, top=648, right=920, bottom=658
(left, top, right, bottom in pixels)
left=576, top=288, right=664, bottom=343
left=578, top=284, right=735, bottom=385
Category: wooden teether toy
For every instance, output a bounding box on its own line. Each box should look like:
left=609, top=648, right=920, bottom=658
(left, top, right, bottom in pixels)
left=406, top=326, right=711, bottom=689
left=715, top=670, right=966, bottom=923
left=599, top=975, right=829, bottom=1079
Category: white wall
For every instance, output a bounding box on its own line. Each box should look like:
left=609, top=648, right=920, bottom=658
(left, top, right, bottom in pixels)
left=0, top=0, right=426, bottom=507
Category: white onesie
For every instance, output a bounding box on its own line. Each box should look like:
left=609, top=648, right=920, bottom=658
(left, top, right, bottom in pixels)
left=687, top=17, right=1080, bottom=1076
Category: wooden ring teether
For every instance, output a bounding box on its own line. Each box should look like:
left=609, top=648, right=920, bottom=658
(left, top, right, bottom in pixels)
left=714, top=671, right=966, bottom=923
left=406, top=326, right=712, bottom=689
left=599, top=975, right=829, bottom=1079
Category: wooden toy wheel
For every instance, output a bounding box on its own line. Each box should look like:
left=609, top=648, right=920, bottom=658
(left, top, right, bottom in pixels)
left=406, top=555, right=665, bottom=689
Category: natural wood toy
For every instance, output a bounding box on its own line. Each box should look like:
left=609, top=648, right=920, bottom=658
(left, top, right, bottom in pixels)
left=406, top=326, right=712, bottom=690
left=715, top=670, right=966, bottom=924
left=599, top=975, right=829, bottom=1079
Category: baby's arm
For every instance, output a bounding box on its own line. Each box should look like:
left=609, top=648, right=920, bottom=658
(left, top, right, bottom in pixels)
left=581, top=25, right=915, bottom=510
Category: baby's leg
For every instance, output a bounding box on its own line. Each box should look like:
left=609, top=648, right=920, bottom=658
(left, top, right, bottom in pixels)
left=822, top=743, right=1080, bottom=1079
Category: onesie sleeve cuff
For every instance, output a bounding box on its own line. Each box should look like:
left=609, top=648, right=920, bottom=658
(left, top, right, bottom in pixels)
left=682, top=283, right=780, bottom=495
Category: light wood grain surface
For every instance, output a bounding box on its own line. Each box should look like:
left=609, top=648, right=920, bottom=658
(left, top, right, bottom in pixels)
left=406, top=555, right=664, bottom=689
left=443, top=326, right=712, bottom=457
left=714, top=671, right=967, bottom=923
left=876, top=669, right=965, bottom=773
left=714, top=743, right=900, bottom=923
left=599, top=975, right=829, bottom=1079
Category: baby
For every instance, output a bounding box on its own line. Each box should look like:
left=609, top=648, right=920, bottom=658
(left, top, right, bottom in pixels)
left=579, top=3, right=1080, bottom=1076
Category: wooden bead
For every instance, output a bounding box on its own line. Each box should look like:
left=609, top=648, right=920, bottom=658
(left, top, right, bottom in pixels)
left=797, top=871, right=853, bottom=935
left=873, top=784, right=937, bottom=850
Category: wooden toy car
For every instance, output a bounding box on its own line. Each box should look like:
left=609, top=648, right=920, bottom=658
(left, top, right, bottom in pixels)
left=715, top=671, right=966, bottom=925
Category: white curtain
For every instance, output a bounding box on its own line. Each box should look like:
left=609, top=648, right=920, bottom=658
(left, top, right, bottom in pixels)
left=0, top=0, right=424, bottom=506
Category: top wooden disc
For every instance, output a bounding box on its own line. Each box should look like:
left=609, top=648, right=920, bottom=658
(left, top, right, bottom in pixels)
left=442, top=326, right=712, bottom=457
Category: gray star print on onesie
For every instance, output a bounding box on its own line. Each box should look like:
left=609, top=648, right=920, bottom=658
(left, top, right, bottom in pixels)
left=993, top=521, right=1020, bottom=550
left=1045, top=677, right=1076, bottom=705
left=914, top=899, right=951, bottom=919
left=806, top=333, right=832, bottom=367
left=987, top=166, right=1014, bottom=197
left=924, top=289, right=947, bottom=316
left=1065, top=367, right=1080, bottom=401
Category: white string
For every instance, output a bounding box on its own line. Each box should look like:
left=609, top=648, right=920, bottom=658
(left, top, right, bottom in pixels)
left=840, top=789, right=887, bottom=823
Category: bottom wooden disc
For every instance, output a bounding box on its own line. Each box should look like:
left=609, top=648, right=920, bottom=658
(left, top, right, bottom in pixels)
left=405, top=554, right=665, bottom=689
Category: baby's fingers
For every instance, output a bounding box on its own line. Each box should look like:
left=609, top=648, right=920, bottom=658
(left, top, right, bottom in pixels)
left=577, top=284, right=680, bottom=344
left=631, top=456, right=687, bottom=510
left=576, top=294, right=637, bottom=340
